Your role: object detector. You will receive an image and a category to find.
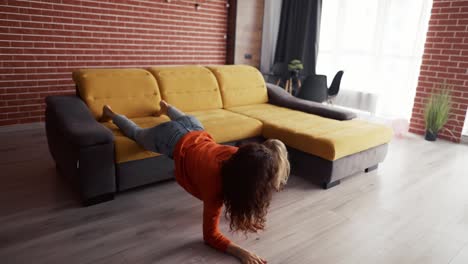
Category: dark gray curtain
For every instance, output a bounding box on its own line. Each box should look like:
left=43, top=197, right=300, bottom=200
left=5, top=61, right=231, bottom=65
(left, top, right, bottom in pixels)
left=274, top=0, right=322, bottom=76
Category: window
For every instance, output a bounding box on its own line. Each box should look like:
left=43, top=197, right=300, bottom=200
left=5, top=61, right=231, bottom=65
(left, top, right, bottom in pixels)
left=317, top=0, right=433, bottom=118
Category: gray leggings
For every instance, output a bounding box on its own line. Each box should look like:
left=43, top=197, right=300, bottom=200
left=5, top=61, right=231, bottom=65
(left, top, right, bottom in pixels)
left=112, top=106, right=204, bottom=158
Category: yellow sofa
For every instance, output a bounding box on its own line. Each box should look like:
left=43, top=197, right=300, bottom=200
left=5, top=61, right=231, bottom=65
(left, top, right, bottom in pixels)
left=46, top=65, right=392, bottom=205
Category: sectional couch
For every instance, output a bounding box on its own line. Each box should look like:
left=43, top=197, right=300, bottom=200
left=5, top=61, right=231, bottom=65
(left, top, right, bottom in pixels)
left=45, top=65, right=392, bottom=206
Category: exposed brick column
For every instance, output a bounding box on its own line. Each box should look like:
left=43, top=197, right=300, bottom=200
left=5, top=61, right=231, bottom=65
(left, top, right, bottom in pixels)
left=409, top=0, right=468, bottom=142
left=0, top=0, right=228, bottom=126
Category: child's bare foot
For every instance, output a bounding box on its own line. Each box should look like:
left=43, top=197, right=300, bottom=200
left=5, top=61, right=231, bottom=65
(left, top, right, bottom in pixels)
left=155, top=100, right=169, bottom=117
left=101, top=105, right=115, bottom=122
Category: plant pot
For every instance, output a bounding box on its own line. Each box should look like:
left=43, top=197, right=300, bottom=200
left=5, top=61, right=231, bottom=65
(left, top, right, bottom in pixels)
left=425, top=130, right=438, bottom=141
left=289, top=70, right=300, bottom=78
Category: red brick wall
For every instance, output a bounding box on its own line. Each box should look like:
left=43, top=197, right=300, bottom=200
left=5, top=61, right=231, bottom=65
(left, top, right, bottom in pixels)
left=0, top=0, right=228, bottom=126
left=409, top=0, right=468, bottom=142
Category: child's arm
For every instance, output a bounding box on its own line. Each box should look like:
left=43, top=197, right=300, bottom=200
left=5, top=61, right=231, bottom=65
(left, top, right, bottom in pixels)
left=203, top=201, right=231, bottom=251
left=226, top=242, right=267, bottom=264
left=203, top=202, right=267, bottom=263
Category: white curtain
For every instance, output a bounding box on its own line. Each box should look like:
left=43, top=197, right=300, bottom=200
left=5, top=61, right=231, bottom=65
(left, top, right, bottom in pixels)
left=317, top=0, right=433, bottom=119
left=260, top=0, right=283, bottom=73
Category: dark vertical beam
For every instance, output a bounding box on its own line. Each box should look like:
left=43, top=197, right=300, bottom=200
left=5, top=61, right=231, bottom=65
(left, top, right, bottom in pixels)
left=226, top=0, right=237, bottom=64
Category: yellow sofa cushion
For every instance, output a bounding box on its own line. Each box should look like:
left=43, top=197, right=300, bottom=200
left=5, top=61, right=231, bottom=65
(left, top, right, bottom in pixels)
left=73, top=69, right=161, bottom=120
left=228, top=104, right=393, bottom=161
left=102, top=110, right=261, bottom=163
left=102, top=116, right=169, bottom=163
left=188, top=109, right=263, bottom=143
left=207, top=65, right=268, bottom=108
left=148, top=66, right=223, bottom=112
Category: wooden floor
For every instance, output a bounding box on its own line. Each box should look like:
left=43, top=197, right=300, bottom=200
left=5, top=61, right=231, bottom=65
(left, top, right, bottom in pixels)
left=1, top=126, right=468, bottom=264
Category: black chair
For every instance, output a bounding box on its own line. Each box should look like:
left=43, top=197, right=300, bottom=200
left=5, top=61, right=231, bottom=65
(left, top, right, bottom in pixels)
left=266, top=62, right=289, bottom=87
left=296, top=71, right=344, bottom=103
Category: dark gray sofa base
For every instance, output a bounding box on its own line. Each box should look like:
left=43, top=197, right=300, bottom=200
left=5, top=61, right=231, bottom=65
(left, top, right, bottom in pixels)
left=290, top=143, right=388, bottom=189
left=116, top=136, right=265, bottom=192
left=116, top=141, right=388, bottom=197
left=83, top=193, right=115, bottom=206
left=117, top=155, right=175, bottom=191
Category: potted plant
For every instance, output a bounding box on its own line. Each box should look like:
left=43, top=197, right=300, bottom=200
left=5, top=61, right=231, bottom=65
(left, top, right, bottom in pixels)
left=423, top=83, right=452, bottom=141
left=288, top=59, right=303, bottom=77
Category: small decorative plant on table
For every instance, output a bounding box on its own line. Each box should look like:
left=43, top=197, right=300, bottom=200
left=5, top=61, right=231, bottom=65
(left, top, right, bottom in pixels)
left=424, top=82, right=452, bottom=141
left=288, top=59, right=303, bottom=77
left=285, top=59, right=303, bottom=94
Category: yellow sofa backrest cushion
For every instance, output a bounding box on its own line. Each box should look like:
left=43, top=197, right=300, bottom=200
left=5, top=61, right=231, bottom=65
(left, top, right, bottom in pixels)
left=208, top=65, right=268, bottom=108
left=148, top=66, right=223, bottom=112
left=73, top=69, right=161, bottom=119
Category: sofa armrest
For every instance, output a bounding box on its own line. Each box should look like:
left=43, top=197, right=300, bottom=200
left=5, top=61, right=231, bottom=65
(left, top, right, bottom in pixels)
left=45, top=95, right=116, bottom=205
left=266, top=83, right=357, bottom=121
left=45, top=95, right=113, bottom=146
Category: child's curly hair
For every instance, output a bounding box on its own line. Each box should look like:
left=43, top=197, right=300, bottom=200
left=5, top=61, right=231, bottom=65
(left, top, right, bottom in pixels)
left=221, top=139, right=290, bottom=233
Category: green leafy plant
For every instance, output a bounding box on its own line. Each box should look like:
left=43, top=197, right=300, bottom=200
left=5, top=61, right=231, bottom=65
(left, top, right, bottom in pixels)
left=288, top=59, right=303, bottom=71
left=424, top=83, right=452, bottom=136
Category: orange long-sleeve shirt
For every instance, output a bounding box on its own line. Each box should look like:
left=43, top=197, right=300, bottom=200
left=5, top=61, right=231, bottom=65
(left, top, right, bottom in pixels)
left=173, top=131, right=238, bottom=252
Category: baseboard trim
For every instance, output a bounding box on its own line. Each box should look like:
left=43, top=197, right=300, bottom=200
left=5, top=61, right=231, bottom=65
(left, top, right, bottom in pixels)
left=0, top=122, right=44, bottom=133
